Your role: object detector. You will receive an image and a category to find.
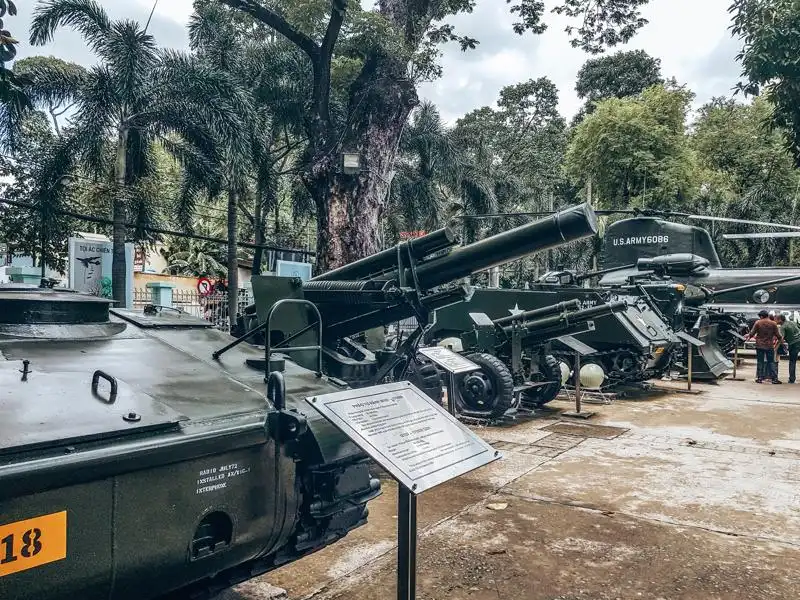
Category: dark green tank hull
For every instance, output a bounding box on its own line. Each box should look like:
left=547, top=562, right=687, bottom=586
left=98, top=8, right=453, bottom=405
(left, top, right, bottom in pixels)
left=0, top=304, right=379, bottom=600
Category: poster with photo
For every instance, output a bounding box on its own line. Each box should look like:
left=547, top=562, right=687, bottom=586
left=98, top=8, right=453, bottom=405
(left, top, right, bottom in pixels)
left=68, top=237, right=134, bottom=306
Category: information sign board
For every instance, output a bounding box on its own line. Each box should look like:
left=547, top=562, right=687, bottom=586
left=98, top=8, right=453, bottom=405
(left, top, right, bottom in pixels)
left=306, top=381, right=499, bottom=494
left=276, top=259, right=313, bottom=281
left=417, top=346, right=480, bottom=375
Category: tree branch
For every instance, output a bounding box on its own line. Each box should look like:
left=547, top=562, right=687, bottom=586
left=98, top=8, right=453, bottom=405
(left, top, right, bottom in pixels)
left=313, top=0, right=347, bottom=127
left=218, top=0, right=319, bottom=60
left=321, top=0, right=346, bottom=58
left=239, top=198, right=255, bottom=226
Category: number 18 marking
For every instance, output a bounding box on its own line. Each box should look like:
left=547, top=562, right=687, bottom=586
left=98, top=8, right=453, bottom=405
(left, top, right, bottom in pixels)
left=0, top=512, right=66, bottom=578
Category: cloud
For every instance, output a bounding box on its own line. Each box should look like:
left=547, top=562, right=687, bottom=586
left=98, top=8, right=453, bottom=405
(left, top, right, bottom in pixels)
left=419, top=0, right=741, bottom=123
left=11, top=0, right=740, bottom=125
left=12, top=1, right=188, bottom=68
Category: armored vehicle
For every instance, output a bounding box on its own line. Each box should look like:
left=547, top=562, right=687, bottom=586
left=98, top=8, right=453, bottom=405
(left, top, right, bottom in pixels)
left=0, top=285, right=381, bottom=600
left=601, top=254, right=800, bottom=355
left=237, top=204, right=600, bottom=404
left=428, top=298, right=627, bottom=419
left=429, top=281, right=679, bottom=390
left=598, top=216, right=800, bottom=329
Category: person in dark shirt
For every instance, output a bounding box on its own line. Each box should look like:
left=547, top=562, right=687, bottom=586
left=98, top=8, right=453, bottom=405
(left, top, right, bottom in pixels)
left=746, top=309, right=783, bottom=383
left=777, top=314, right=800, bottom=383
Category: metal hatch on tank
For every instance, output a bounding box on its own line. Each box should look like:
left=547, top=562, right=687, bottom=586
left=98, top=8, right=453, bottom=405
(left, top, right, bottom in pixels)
left=0, top=283, right=381, bottom=600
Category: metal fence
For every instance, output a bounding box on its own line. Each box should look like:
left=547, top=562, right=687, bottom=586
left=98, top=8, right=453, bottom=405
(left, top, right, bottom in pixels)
left=133, top=288, right=253, bottom=331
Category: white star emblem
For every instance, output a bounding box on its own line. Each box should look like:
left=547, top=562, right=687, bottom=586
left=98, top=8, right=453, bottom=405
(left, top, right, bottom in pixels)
left=509, top=304, right=524, bottom=317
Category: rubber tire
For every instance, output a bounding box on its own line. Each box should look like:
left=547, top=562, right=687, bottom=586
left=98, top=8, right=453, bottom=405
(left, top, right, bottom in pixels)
left=520, top=354, right=562, bottom=407
left=458, top=353, right=514, bottom=419
left=712, top=315, right=741, bottom=355
left=406, top=356, right=444, bottom=404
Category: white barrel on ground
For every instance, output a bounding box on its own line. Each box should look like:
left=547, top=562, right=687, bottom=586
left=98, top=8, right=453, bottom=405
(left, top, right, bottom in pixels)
left=580, top=363, right=606, bottom=389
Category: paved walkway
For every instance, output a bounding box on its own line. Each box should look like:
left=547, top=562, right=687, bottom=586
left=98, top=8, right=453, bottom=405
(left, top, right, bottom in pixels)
left=227, top=357, right=800, bottom=600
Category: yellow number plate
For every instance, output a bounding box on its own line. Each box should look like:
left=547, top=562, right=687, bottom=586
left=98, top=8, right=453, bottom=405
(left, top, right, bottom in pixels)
left=654, top=346, right=665, bottom=354
left=0, top=511, right=67, bottom=577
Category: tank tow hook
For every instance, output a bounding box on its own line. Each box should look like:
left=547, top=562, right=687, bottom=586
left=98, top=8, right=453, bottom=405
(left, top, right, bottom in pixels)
left=266, top=371, right=308, bottom=443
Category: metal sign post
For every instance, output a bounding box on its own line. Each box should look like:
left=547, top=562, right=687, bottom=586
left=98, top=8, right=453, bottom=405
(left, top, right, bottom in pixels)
left=556, top=335, right=598, bottom=419
left=306, top=382, right=500, bottom=600
left=675, top=331, right=705, bottom=395
left=729, top=331, right=747, bottom=381
left=417, top=346, right=480, bottom=416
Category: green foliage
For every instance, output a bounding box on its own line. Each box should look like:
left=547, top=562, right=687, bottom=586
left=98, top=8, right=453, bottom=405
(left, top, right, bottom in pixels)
left=690, top=95, right=800, bottom=266
left=552, top=0, right=649, bottom=52
left=387, top=100, right=505, bottom=241
left=0, top=110, right=75, bottom=272
left=731, top=0, right=800, bottom=162
left=565, top=83, right=696, bottom=210
left=453, top=78, right=572, bottom=276
left=0, top=0, right=33, bottom=152
left=20, top=0, right=248, bottom=302
left=575, top=49, right=662, bottom=120
left=187, top=0, right=313, bottom=284
left=456, top=78, right=567, bottom=207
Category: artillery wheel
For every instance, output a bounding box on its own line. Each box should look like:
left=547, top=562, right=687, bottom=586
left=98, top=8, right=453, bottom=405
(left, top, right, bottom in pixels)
left=712, top=314, right=745, bottom=354
left=519, top=354, right=562, bottom=408
left=405, top=356, right=444, bottom=404
left=457, top=353, right=514, bottom=419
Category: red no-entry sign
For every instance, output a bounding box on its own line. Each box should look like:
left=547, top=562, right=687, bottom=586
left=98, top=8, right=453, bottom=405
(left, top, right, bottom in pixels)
left=197, top=277, right=213, bottom=296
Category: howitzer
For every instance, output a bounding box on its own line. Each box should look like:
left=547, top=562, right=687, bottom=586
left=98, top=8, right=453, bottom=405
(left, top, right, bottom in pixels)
left=493, top=299, right=581, bottom=328
left=439, top=299, right=627, bottom=420
left=227, top=203, right=599, bottom=402
left=503, top=301, right=628, bottom=340
left=314, top=203, right=598, bottom=288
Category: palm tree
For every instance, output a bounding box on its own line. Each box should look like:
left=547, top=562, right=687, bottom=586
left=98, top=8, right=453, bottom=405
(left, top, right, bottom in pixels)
left=182, top=1, right=309, bottom=329
left=27, top=0, right=247, bottom=306
left=161, top=218, right=228, bottom=278
left=0, top=0, right=34, bottom=152
left=388, top=102, right=499, bottom=242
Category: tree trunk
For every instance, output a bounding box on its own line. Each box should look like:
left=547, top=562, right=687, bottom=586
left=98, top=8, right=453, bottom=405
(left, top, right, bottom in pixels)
left=112, top=128, right=129, bottom=307
left=251, top=195, right=264, bottom=278
left=308, top=53, right=418, bottom=272
left=227, top=188, right=239, bottom=333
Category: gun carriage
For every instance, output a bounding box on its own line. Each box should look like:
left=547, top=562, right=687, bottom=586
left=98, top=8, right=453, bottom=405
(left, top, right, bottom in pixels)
left=235, top=204, right=600, bottom=407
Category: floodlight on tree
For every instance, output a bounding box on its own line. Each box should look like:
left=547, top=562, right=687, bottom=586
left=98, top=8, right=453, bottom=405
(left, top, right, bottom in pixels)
left=342, top=151, right=361, bottom=175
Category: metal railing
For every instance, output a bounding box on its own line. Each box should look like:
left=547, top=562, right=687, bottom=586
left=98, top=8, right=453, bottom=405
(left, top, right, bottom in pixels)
left=133, top=287, right=253, bottom=331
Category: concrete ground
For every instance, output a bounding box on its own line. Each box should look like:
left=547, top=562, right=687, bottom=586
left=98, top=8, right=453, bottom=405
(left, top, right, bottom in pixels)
left=227, top=356, right=800, bottom=600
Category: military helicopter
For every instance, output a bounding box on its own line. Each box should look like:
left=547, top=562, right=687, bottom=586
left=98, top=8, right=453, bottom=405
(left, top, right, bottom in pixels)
left=594, top=210, right=800, bottom=326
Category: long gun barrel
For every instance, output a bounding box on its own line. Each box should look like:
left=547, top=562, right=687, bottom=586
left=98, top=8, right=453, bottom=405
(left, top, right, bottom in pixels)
left=314, top=204, right=597, bottom=288
left=312, top=203, right=598, bottom=338
left=313, top=227, right=459, bottom=282
left=493, top=299, right=582, bottom=327
left=512, top=301, right=628, bottom=337
left=575, top=263, right=636, bottom=283
left=246, top=203, right=598, bottom=346
left=394, top=203, right=597, bottom=289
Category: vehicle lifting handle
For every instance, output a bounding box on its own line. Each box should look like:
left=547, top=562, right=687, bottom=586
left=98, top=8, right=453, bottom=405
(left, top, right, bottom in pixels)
left=92, top=370, right=119, bottom=403
left=265, top=298, right=324, bottom=379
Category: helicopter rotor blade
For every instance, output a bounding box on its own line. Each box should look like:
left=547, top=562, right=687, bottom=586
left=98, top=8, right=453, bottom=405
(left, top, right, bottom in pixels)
left=454, top=209, right=800, bottom=232
left=686, top=214, right=800, bottom=231
left=723, top=232, right=800, bottom=239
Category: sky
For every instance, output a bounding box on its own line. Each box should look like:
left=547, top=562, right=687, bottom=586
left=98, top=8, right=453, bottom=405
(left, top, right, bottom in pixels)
left=11, top=0, right=742, bottom=124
